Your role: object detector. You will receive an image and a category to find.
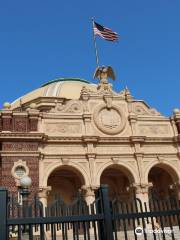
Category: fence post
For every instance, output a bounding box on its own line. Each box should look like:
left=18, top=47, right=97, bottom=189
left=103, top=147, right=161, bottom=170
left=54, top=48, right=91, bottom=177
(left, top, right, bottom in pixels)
left=100, top=185, right=114, bottom=240
left=0, top=187, right=8, bottom=240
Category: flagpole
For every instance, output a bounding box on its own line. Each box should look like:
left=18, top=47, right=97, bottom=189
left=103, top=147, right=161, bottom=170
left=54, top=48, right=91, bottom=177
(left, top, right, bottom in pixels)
left=92, top=18, right=100, bottom=67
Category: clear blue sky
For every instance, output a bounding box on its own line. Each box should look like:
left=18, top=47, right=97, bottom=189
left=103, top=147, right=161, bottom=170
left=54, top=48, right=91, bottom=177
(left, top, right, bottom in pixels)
left=0, top=0, right=179, bottom=116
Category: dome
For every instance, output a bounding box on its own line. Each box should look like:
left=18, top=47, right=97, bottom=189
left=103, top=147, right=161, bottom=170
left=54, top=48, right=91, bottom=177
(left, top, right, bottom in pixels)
left=11, top=78, right=97, bottom=109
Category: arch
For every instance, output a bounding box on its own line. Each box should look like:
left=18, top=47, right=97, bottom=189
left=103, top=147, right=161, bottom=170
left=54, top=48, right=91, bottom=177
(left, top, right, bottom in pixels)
left=144, top=161, right=180, bottom=184
left=42, top=161, right=90, bottom=187
left=99, top=163, right=137, bottom=200
left=47, top=165, right=86, bottom=204
left=96, top=161, right=139, bottom=185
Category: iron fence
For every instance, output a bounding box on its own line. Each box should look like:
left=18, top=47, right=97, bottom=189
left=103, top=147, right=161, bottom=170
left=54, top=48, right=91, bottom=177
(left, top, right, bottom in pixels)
left=0, top=185, right=180, bottom=240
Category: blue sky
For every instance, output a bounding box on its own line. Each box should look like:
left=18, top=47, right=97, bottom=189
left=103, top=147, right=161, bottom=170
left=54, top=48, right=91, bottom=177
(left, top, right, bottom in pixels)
left=0, top=0, right=179, bottom=116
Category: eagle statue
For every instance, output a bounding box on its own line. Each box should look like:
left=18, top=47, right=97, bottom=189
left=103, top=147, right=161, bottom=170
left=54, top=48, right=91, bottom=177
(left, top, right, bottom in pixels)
left=93, top=66, right=116, bottom=81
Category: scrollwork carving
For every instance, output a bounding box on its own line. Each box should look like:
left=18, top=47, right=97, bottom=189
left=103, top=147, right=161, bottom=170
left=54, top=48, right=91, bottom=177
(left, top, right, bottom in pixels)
left=132, top=102, right=161, bottom=116
left=50, top=100, right=83, bottom=113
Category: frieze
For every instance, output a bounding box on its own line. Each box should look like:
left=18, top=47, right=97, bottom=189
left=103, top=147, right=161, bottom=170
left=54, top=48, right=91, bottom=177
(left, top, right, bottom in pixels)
left=2, top=117, right=12, bottom=131
left=13, top=117, right=27, bottom=132
left=43, top=145, right=85, bottom=154
left=45, top=122, right=82, bottom=135
left=2, top=142, right=38, bottom=151
left=138, top=124, right=169, bottom=135
left=0, top=115, right=38, bottom=132
left=96, top=145, right=133, bottom=154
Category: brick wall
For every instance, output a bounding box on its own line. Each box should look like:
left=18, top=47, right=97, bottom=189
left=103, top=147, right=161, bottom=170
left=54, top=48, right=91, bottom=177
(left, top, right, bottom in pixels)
left=1, top=156, right=39, bottom=198
left=0, top=110, right=40, bottom=197
left=0, top=112, right=38, bottom=132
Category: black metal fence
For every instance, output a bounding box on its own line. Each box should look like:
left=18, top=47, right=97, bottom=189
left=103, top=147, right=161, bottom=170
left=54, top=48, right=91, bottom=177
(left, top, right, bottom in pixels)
left=1, top=185, right=180, bottom=240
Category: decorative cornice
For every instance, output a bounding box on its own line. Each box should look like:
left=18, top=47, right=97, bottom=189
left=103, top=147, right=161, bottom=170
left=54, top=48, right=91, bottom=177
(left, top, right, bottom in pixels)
left=0, top=132, right=44, bottom=141
left=0, top=152, right=40, bottom=157
left=43, top=135, right=176, bottom=144
left=130, top=136, right=146, bottom=143
left=82, top=136, right=99, bottom=143
left=134, top=152, right=144, bottom=158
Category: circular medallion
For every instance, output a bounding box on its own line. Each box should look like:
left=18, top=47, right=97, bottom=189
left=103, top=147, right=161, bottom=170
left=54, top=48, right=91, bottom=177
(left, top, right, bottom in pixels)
left=93, top=104, right=126, bottom=135
left=15, top=166, right=26, bottom=178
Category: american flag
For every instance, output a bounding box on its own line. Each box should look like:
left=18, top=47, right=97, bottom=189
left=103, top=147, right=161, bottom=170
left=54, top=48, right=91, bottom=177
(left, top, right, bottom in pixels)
left=93, top=21, right=118, bottom=42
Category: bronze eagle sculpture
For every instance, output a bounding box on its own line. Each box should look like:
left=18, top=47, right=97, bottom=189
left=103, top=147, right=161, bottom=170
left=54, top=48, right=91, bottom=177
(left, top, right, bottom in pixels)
left=93, top=66, right=116, bottom=81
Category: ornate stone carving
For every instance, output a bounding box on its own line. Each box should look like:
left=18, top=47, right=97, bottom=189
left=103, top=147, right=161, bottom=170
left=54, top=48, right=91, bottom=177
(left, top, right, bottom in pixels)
left=81, top=185, right=98, bottom=197
left=2, top=142, right=38, bottom=151
left=124, top=87, right=133, bottom=101
left=93, top=104, right=126, bottom=135
left=13, top=117, right=27, bottom=132
left=157, top=155, right=165, bottom=163
left=45, top=122, right=82, bottom=134
left=132, top=183, right=153, bottom=194
left=132, top=102, right=161, bottom=116
left=80, top=86, right=96, bottom=96
left=103, top=94, right=113, bottom=109
left=94, top=66, right=115, bottom=92
left=112, top=157, right=120, bottom=164
left=39, top=186, right=52, bottom=198
left=61, top=158, right=70, bottom=165
left=2, top=117, right=12, bottom=131
left=11, top=159, right=29, bottom=185
left=50, top=100, right=83, bottom=113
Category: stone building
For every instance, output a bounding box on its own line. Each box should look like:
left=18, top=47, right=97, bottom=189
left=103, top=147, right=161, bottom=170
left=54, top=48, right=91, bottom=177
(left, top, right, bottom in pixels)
left=0, top=71, right=180, bottom=207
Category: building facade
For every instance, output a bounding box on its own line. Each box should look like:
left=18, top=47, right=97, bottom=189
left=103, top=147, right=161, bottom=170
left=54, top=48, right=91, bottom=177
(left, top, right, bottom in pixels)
left=0, top=75, right=180, bottom=207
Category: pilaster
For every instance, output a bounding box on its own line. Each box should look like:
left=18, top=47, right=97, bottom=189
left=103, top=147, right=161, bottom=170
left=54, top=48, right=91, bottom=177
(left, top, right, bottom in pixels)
left=82, top=113, right=92, bottom=135
left=132, top=183, right=153, bottom=207
left=39, top=186, right=52, bottom=208
left=128, top=113, right=137, bottom=135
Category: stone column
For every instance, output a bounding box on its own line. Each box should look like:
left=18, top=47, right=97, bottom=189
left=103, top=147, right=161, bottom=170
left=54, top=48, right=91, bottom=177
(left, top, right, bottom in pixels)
left=132, top=183, right=153, bottom=210
left=81, top=185, right=97, bottom=205
left=81, top=185, right=98, bottom=235
left=38, top=186, right=51, bottom=210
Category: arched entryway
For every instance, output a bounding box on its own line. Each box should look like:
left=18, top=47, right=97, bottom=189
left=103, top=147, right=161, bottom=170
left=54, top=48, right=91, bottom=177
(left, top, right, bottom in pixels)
left=100, top=165, right=134, bottom=200
left=148, top=164, right=178, bottom=199
left=47, top=166, right=85, bottom=204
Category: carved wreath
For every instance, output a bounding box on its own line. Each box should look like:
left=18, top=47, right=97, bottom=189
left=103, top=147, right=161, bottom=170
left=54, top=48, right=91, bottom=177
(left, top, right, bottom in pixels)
left=93, top=104, right=126, bottom=135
